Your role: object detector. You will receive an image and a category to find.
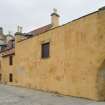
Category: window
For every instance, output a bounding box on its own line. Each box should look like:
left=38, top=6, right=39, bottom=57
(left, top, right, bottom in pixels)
left=41, top=42, right=50, bottom=58
left=9, top=55, right=13, bottom=65
left=9, top=73, right=13, bottom=82
left=0, top=61, right=1, bottom=70
left=0, top=74, right=2, bottom=81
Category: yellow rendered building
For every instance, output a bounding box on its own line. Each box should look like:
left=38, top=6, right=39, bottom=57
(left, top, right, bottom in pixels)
left=1, top=7, right=105, bottom=101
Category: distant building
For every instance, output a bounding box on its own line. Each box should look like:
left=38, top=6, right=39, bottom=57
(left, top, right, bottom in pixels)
left=0, top=27, right=7, bottom=51
left=0, top=27, right=6, bottom=43
left=0, top=27, right=14, bottom=51
left=1, top=7, right=105, bottom=101
left=6, top=34, right=14, bottom=42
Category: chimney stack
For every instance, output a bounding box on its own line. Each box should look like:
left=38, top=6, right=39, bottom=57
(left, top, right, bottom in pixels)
left=0, top=27, right=3, bottom=34
left=17, top=25, right=23, bottom=33
left=51, top=8, right=60, bottom=28
left=15, top=25, right=23, bottom=42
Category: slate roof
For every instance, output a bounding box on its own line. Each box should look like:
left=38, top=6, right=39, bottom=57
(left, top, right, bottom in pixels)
left=0, top=24, right=53, bottom=55
left=1, top=48, right=15, bottom=57
left=28, top=24, right=52, bottom=36
left=99, top=6, right=105, bottom=11
left=17, top=24, right=53, bottom=42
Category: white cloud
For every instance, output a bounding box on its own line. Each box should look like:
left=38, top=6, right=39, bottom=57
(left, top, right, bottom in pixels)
left=0, top=0, right=105, bottom=34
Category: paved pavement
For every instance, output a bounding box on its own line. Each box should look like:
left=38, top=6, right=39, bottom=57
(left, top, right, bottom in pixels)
left=0, top=84, right=105, bottom=105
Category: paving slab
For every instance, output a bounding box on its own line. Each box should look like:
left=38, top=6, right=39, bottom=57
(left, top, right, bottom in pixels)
left=0, top=84, right=104, bottom=105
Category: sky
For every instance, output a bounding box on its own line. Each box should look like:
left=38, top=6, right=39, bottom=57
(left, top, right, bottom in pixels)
left=0, top=0, right=105, bottom=34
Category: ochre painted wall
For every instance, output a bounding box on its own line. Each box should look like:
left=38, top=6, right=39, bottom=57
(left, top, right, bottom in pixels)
left=64, top=13, right=98, bottom=100
left=14, top=26, right=65, bottom=91
left=0, top=55, right=15, bottom=85
left=1, top=10, right=105, bottom=101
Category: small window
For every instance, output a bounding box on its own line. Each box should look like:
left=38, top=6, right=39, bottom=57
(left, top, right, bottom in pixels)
left=0, top=61, right=1, bottom=70
left=9, top=73, right=13, bottom=82
left=41, top=42, right=50, bottom=58
left=0, top=74, right=2, bottom=81
left=9, top=55, right=13, bottom=65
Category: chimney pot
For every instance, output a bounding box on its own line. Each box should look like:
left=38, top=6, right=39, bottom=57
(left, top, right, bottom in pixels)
left=0, top=27, right=3, bottom=34
left=17, top=25, right=23, bottom=33
left=51, top=8, right=60, bottom=28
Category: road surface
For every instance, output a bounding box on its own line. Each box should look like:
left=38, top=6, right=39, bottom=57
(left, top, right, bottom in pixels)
left=0, top=84, right=104, bottom=105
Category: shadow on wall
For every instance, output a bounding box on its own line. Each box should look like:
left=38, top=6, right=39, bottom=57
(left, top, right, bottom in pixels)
left=97, top=60, right=105, bottom=101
